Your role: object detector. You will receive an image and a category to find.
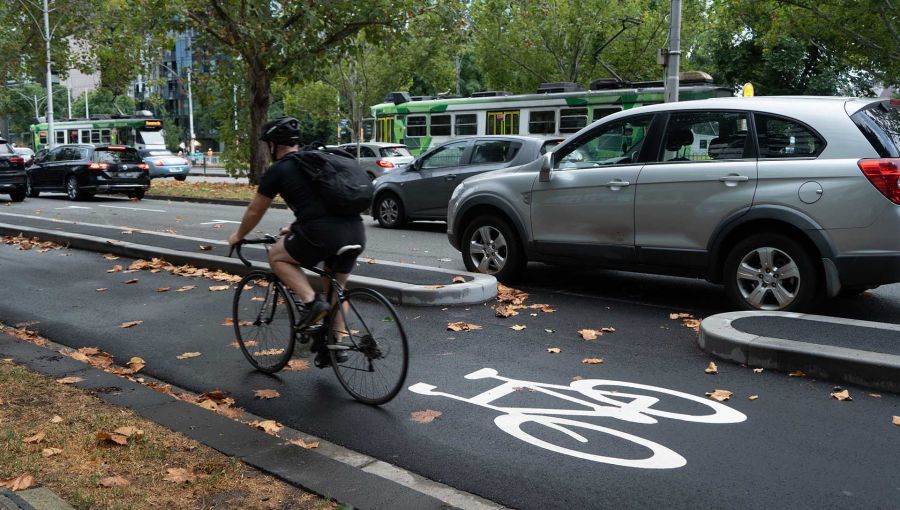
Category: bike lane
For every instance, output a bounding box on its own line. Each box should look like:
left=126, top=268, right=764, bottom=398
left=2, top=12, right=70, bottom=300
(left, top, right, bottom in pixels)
left=2, top=244, right=899, bottom=509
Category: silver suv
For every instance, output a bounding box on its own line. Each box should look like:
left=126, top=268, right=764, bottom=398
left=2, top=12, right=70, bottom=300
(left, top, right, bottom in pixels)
left=447, top=97, right=900, bottom=311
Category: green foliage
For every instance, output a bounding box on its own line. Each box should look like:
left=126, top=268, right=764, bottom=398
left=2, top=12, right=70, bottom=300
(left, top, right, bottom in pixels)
left=70, top=88, right=136, bottom=116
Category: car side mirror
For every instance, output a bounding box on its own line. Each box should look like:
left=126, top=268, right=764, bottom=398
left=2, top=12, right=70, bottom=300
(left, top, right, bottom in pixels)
left=539, top=153, right=552, bottom=182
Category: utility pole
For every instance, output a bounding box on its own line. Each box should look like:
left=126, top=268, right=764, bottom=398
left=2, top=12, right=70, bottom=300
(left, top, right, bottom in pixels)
left=664, top=0, right=682, bottom=103
left=42, top=0, right=56, bottom=147
left=186, top=67, right=195, bottom=154
left=85, top=90, right=89, bottom=118
left=66, top=77, right=71, bottom=119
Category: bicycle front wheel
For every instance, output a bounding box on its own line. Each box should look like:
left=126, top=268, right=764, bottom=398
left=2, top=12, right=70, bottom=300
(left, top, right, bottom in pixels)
left=328, top=288, right=408, bottom=405
left=233, top=271, right=296, bottom=373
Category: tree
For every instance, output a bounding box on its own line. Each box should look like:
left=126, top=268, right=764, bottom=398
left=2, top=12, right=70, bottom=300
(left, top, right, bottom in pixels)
left=184, top=0, right=429, bottom=184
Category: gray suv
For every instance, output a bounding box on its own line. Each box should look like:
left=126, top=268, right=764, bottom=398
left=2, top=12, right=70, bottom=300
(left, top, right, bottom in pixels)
left=447, top=97, right=900, bottom=311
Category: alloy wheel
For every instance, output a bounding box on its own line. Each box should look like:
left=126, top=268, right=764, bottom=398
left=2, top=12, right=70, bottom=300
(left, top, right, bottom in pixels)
left=735, top=246, right=801, bottom=310
left=469, top=225, right=508, bottom=274
left=66, top=176, right=78, bottom=200
left=379, top=197, right=399, bottom=225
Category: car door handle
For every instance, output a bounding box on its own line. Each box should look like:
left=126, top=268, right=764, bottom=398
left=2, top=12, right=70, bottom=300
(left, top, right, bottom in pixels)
left=719, top=174, right=750, bottom=183
left=444, top=174, right=457, bottom=181
left=604, top=180, right=631, bottom=190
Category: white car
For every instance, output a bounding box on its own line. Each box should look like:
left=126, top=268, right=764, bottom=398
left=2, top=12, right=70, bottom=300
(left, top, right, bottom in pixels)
left=339, top=142, right=414, bottom=180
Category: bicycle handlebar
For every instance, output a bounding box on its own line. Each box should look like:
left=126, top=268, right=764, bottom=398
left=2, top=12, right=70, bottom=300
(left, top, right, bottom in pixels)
left=228, top=235, right=277, bottom=267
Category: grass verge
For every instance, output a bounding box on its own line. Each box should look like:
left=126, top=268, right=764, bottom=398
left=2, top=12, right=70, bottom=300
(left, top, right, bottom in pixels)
left=148, top=180, right=282, bottom=204
left=0, top=359, right=330, bottom=510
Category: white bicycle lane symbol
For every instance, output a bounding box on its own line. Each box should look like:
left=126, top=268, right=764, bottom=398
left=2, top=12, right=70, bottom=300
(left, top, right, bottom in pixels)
left=408, top=368, right=747, bottom=469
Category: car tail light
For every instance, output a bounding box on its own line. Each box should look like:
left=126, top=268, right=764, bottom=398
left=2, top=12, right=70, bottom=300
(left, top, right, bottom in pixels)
left=154, top=160, right=165, bottom=166
left=9, top=156, right=24, bottom=165
left=858, top=158, right=900, bottom=205
left=138, top=163, right=149, bottom=171
left=88, top=162, right=109, bottom=171
left=376, top=160, right=395, bottom=168
left=182, top=159, right=189, bottom=165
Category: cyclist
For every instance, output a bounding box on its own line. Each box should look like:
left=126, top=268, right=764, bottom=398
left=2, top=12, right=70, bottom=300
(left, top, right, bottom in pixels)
left=228, top=116, right=365, bottom=364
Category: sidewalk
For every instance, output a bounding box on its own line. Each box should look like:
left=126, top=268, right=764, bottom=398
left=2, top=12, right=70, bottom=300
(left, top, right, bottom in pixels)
left=699, top=311, right=900, bottom=393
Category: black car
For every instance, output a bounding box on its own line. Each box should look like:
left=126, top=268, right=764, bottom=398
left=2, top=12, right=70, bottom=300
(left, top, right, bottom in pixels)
left=27, top=144, right=151, bottom=200
left=0, top=138, right=27, bottom=202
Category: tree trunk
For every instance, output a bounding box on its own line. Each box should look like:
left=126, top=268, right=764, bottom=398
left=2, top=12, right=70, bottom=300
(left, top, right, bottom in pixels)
left=247, top=60, right=270, bottom=185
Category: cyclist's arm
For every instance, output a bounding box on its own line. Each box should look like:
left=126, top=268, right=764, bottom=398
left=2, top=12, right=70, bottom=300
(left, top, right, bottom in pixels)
left=231, top=193, right=272, bottom=243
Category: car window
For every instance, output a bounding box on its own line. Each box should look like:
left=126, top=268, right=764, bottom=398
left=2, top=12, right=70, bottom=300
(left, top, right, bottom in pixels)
left=0, top=144, right=13, bottom=155
left=556, top=115, right=653, bottom=169
left=471, top=140, right=517, bottom=164
left=754, top=113, right=824, bottom=158
left=47, top=147, right=65, bottom=162
left=380, top=146, right=411, bottom=158
left=95, top=148, right=141, bottom=164
left=61, top=148, right=82, bottom=161
left=420, top=141, right=468, bottom=169
left=851, top=101, right=900, bottom=158
left=540, top=139, right=563, bottom=155
left=658, top=111, right=751, bottom=162
left=361, top=147, right=376, bottom=158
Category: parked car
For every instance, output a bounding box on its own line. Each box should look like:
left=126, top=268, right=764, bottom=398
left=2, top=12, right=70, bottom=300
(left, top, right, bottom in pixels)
left=338, top=142, right=415, bottom=180
left=447, top=97, right=900, bottom=312
left=138, top=149, right=191, bottom=180
left=27, top=144, right=151, bottom=201
left=0, top=139, right=27, bottom=202
left=13, top=147, right=35, bottom=167
left=371, top=136, right=562, bottom=228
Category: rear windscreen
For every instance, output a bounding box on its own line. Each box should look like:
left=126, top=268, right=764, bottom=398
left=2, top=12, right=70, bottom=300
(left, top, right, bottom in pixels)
left=0, top=144, right=13, bottom=155
left=95, top=149, right=142, bottom=163
left=380, top=147, right=411, bottom=158
left=852, top=101, right=900, bottom=157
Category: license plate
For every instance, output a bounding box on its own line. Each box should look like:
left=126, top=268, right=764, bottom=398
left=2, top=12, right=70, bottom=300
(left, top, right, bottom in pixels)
left=121, top=172, right=140, bottom=178
left=169, top=167, right=183, bottom=172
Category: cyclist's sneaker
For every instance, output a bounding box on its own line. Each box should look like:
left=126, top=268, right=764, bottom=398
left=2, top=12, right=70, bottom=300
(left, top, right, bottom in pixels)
left=297, top=297, right=329, bottom=330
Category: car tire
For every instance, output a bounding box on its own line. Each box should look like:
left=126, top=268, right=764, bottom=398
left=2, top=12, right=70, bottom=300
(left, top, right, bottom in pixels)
left=66, top=175, right=85, bottom=201
left=25, top=176, right=39, bottom=198
left=128, top=189, right=146, bottom=200
left=461, top=214, right=526, bottom=282
left=723, top=233, right=818, bottom=312
left=8, top=187, right=26, bottom=202
left=174, top=175, right=187, bottom=181
left=374, top=193, right=405, bottom=229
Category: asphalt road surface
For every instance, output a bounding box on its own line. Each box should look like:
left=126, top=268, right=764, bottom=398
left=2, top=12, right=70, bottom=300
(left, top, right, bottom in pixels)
left=1, top=240, right=899, bottom=509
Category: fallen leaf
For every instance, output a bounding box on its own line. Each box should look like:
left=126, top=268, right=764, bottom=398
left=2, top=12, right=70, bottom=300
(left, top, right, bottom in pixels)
left=208, top=285, right=230, bottom=292
left=120, top=320, right=143, bottom=329
left=127, top=357, right=145, bottom=373
left=113, top=426, right=143, bottom=439
left=830, top=388, right=852, bottom=401
left=95, top=288, right=108, bottom=292
left=748, top=395, right=759, bottom=401
left=0, top=474, right=35, bottom=491
left=160, top=229, right=177, bottom=234
left=50, top=415, right=63, bottom=424
left=495, top=305, right=520, bottom=318
left=510, top=325, right=527, bottom=331
left=578, top=329, right=599, bottom=341
left=199, top=245, right=212, bottom=251
left=251, top=420, right=283, bottom=434
left=122, top=278, right=139, bottom=284
left=98, top=475, right=130, bottom=488
left=893, top=416, right=900, bottom=426
left=669, top=313, right=692, bottom=319
left=24, top=432, right=45, bottom=444
left=705, top=361, right=718, bottom=374
left=682, top=319, right=701, bottom=331
left=869, top=393, right=882, bottom=398
left=581, top=358, right=604, bottom=364
left=254, top=389, right=280, bottom=399
left=55, top=376, right=83, bottom=384
left=496, top=284, right=529, bottom=305
left=447, top=322, right=482, bottom=332
left=285, top=359, right=309, bottom=371
left=547, top=347, right=561, bottom=354
left=753, top=368, right=764, bottom=373
left=163, top=468, right=197, bottom=484
left=452, top=276, right=466, bottom=284
left=544, top=329, right=555, bottom=333
left=156, top=287, right=170, bottom=292
left=41, top=447, right=62, bottom=458
left=176, top=352, right=201, bottom=359
left=288, top=438, right=319, bottom=449
left=705, top=389, right=733, bottom=402
left=103, top=254, right=119, bottom=260
left=106, top=265, right=123, bottom=273
left=411, top=409, right=442, bottom=423
left=788, top=370, right=806, bottom=377
left=175, top=285, right=196, bottom=292
left=200, top=390, right=229, bottom=401
left=96, top=431, right=129, bottom=446
left=572, top=376, right=583, bottom=381
left=253, top=348, right=285, bottom=356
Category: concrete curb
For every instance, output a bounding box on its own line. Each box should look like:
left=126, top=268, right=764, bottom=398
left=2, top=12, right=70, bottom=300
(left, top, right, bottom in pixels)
left=0, top=333, right=502, bottom=510
left=0, top=222, right=497, bottom=306
left=699, top=311, right=900, bottom=393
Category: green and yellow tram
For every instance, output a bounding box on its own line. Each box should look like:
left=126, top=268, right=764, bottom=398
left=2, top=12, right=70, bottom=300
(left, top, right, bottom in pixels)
left=29, top=114, right=167, bottom=152
left=369, top=71, right=734, bottom=155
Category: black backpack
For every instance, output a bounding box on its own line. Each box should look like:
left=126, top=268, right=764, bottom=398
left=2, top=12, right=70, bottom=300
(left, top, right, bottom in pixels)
left=290, top=144, right=374, bottom=216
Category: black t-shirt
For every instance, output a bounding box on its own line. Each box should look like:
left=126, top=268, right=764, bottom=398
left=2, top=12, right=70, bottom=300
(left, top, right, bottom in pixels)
left=257, top=154, right=332, bottom=224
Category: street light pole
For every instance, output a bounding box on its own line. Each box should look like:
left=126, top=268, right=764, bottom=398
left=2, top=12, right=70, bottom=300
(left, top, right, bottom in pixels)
left=186, top=67, right=195, bottom=153
left=42, top=0, right=55, bottom=148
left=664, top=0, right=682, bottom=103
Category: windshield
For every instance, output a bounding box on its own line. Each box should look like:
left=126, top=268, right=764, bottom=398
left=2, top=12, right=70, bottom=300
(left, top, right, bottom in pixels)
left=95, top=149, right=141, bottom=163
left=852, top=101, right=900, bottom=157
left=138, top=130, right=166, bottom=147
left=380, top=146, right=411, bottom=158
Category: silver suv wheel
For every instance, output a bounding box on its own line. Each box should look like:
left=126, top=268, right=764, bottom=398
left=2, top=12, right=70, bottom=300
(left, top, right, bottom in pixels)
left=469, top=225, right=507, bottom=274
left=379, top=197, right=399, bottom=224
left=735, top=246, right=801, bottom=310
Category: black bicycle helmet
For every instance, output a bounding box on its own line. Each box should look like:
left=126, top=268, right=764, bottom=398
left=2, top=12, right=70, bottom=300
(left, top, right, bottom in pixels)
left=260, top=116, right=301, bottom=146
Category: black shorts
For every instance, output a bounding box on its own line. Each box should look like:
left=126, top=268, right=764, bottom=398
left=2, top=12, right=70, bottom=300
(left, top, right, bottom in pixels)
left=283, top=218, right=365, bottom=274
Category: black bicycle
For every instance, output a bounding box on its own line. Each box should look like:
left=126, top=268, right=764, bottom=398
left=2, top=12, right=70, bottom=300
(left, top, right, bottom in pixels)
left=229, top=236, right=408, bottom=405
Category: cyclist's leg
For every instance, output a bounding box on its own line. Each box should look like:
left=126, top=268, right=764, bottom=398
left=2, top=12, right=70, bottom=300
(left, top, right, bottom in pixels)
left=329, top=272, right=352, bottom=337
left=268, top=238, right=316, bottom=302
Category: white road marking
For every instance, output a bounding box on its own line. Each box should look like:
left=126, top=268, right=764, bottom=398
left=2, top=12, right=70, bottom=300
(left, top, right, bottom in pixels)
left=98, top=205, right=166, bottom=213
left=54, top=206, right=92, bottom=210
left=200, top=220, right=240, bottom=225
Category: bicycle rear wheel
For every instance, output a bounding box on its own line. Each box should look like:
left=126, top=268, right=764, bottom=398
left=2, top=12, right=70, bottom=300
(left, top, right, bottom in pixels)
left=233, top=271, right=296, bottom=373
left=328, top=288, right=408, bottom=405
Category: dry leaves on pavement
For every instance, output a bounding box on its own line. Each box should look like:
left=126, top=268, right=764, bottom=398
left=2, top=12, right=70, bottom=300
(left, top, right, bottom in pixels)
left=893, top=416, right=900, bottom=426
left=0, top=474, right=35, bottom=491
left=156, top=287, right=170, bottom=292
left=175, top=285, right=196, bottom=292
left=788, top=370, right=806, bottom=377
left=163, top=468, right=197, bottom=484
left=510, top=325, right=527, bottom=331
left=287, top=438, right=319, bottom=449
left=209, top=285, right=230, bottom=292
left=284, top=359, right=309, bottom=371
left=577, top=327, right=616, bottom=341
left=447, top=322, right=482, bottom=332
left=705, top=361, right=718, bottom=374
left=250, top=420, right=283, bottom=434
left=102, top=254, right=119, bottom=260
left=753, top=368, right=764, bottom=373
left=95, top=288, right=108, bottom=292
left=669, top=312, right=701, bottom=332
left=98, top=475, right=130, bottom=488
left=254, top=389, right=281, bottom=399
left=748, top=395, right=759, bottom=401
left=705, top=389, right=733, bottom=402
left=411, top=409, right=442, bottom=423
left=41, top=447, right=63, bottom=458
left=107, top=264, right=123, bottom=273
left=122, top=278, right=139, bottom=285
left=120, top=320, right=144, bottom=328
left=55, top=376, right=83, bottom=384
left=497, top=284, right=529, bottom=305
left=581, top=358, right=604, bottom=364
left=176, top=352, right=201, bottom=360
left=452, top=276, right=466, bottom=284
left=830, top=387, right=853, bottom=401
left=96, top=431, right=130, bottom=446
left=547, top=347, right=561, bottom=354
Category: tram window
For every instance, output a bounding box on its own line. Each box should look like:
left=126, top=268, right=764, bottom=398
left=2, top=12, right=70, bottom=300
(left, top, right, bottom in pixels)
left=80, top=130, right=90, bottom=143
left=487, top=110, right=520, bottom=135
left=101, top=129, right=111, bottom=144
left=90, top=130, right=101, bottom=144
left=560, top=108, right=588, bottom=133
left=528, top=110, right=556, bottom=134
left=455, top=114, right=477, bottom=135
left=55, top=131, right=65, bottom=144
left=593, top=107, right=620, bottom=122
left=430, top=115, right=451, bottom=136
left=407, top=116, right=427, bottom=137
